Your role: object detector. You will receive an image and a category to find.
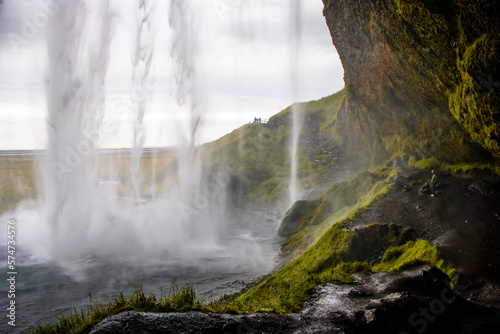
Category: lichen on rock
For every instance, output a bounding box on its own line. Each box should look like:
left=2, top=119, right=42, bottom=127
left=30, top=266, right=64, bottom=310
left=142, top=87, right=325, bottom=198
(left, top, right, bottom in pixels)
left=322, top=0, right=500, bottom=163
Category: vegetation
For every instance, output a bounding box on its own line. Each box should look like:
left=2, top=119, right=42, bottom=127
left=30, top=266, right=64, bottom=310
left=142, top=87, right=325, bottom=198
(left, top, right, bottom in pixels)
left=33, top=228, right=455, bottom=333
left=32, top=155, right=458, bottom=333
left=202, top=90, right=346, bottom=207
left=279, top=168, right=394, bottom=260
left=0, top=151, right=178, bottom=214
left=323, top=0, right=499, bottom=164
left=407, top=156, right=500, bottom=175
left=0, top=156, right=38, bottom=213
left=32, top=284, right=203, bottom=334
left=9, top=1, right=500, bottom=332
left=373, top=239, right=456, bottom=279
left=230, top=228, right=454, bottom=314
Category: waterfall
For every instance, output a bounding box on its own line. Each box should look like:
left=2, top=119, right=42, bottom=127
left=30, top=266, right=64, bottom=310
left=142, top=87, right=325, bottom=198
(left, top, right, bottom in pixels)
left=43, top=0, right=113, bottom=259
left=38, top=0, right=220, bottom=261
left=168, top=0, right=210, bottom=237
left=289, top=0, right=303, bottom=204
left=130, top=0, right=156, bottom=201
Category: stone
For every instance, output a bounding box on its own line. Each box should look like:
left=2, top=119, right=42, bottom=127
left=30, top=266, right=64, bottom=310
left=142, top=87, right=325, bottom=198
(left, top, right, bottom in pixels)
left=90, top=266, right=500, bottom=334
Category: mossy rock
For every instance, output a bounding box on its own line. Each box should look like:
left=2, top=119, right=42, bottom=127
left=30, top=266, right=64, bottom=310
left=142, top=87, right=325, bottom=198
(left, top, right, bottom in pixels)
left=347, top=223, right=416, bottom=264
left=232, top=222, right=454, bottom=314
left=323, top=0, right=499, bottom=163
left=278, top=169, right=390, bottom=259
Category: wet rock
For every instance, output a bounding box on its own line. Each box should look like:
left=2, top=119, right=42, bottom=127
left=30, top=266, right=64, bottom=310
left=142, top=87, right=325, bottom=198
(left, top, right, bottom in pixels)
left=278, top=198, right=322, bottom=237
left=419, top=182, right=430, bottom=194
left=392, top=176, right=405, bottom=192
left=346, top=223, right=415, bottom=264
left=90, top=311, right=302, bottom=334
left=90, top=266, right=500, bottom=334
left=322, top=0, right=500, bottom=162
left=469, top=179, right=499, bottom=195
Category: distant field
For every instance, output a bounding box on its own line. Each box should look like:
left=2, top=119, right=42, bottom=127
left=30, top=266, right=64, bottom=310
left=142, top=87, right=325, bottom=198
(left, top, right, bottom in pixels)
left=0, top=155, right=38, bottom=213
left=0, top=149, right=177, bottom=214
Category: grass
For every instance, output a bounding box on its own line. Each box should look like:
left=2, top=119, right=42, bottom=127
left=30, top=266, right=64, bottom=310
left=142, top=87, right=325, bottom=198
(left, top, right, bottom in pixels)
left=31, top=157, right=457, bottom=333
left=32, top=283, right=202, bottom=334
left=279, top=168, right=394, bottom=260
left=1, top=90, right=346, bottom=212
left=0, top=150, right=178, bottom=214
left=33, top=0, right=496, bottom=328
left=8, top=83, right=470, bottom=331
left=373, top=239, right=457, bottom=280
left=0, top=156, right=38, bottom=213
left=201, top=89, right=346, bottom=207
left=407, top=155, right=500, bottom=175
left=33, top=233, right=457, bottom=333
left=230, top=223, right=357, bottom=313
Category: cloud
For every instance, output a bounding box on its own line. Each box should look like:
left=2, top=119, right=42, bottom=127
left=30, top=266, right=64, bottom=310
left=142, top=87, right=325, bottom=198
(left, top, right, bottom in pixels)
left=0, top=0, right=344, bottom=149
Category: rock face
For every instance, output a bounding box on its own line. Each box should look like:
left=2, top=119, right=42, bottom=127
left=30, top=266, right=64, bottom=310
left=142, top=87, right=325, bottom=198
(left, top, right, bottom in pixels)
left=322, top=0, right=500, bottom=163
left=90, top=267, right=500, bottom=333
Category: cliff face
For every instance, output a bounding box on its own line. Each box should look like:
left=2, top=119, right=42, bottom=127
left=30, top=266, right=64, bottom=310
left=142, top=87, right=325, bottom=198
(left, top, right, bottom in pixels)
left=322, top=0, right=499, bottom=163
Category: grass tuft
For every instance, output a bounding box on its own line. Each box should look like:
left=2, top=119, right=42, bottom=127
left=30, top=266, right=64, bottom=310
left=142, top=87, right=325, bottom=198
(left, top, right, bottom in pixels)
left=32, top=283, right=202, bottom=334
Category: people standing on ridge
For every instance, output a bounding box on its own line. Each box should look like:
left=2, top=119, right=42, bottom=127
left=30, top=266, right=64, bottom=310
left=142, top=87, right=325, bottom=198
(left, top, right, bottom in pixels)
left=430, top=169, right=437, bottom=197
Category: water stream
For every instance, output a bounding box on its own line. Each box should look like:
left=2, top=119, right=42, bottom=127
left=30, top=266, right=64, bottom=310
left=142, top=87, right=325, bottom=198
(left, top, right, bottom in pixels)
left=289, top=0, right=304, bottom=204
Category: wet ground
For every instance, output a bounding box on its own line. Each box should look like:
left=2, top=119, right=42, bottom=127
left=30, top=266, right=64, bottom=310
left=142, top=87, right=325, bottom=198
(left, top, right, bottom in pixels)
left=346, top=160, right=500, bottom=307
left=90, top=266, right=500, bottom=333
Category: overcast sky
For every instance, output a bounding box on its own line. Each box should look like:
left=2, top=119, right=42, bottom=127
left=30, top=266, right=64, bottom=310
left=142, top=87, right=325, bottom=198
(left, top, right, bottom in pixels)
left=0, top=0, right=344, bottom=150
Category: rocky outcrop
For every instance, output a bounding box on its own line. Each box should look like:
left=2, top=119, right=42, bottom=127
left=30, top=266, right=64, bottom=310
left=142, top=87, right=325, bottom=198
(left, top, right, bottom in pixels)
left=90, top=266, right=500, bottom=333
left=322, top=0, right=499, bottom=163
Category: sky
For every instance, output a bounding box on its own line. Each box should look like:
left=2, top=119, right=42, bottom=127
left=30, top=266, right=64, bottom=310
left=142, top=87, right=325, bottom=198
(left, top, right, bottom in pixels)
left=0, top=0, right=344, bottom=150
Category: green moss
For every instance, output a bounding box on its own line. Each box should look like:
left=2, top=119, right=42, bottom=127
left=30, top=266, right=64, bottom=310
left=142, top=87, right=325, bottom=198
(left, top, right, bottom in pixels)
left=373, top=239, right=456, bottom=280
left=314, top=261, right=371, bottom=284
left=449, top=32, right=500, bottom=160
left=232, top=223, right=357, bottom=313
left=35, top=234, right=457, bottom=332
left=364, top=222, right=408, bottom=248
left=230, top=226, right=454, bottom=314
left=201, top=90, right=346, bottom=207
left=327, top=0, right=498, bottom=164
left=408, top=156, right=500, bottom=175
left=251, top=177, right=290, bottom=204
left=408, top=156, right=442, bottom=169
left=279, top=169, right=393, bottom=259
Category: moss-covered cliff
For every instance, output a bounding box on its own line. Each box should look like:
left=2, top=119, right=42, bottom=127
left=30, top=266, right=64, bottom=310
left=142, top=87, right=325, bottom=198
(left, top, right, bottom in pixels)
left=322, top=0, right=499, bottom=163
left=200, top=90, right=352, bottom=208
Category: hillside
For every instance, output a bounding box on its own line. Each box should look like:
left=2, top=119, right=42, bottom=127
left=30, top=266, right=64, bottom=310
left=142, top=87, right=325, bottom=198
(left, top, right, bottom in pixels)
left=200, top=90, right=366, bottom=209
left=35, top=1, right=500, bottom=333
